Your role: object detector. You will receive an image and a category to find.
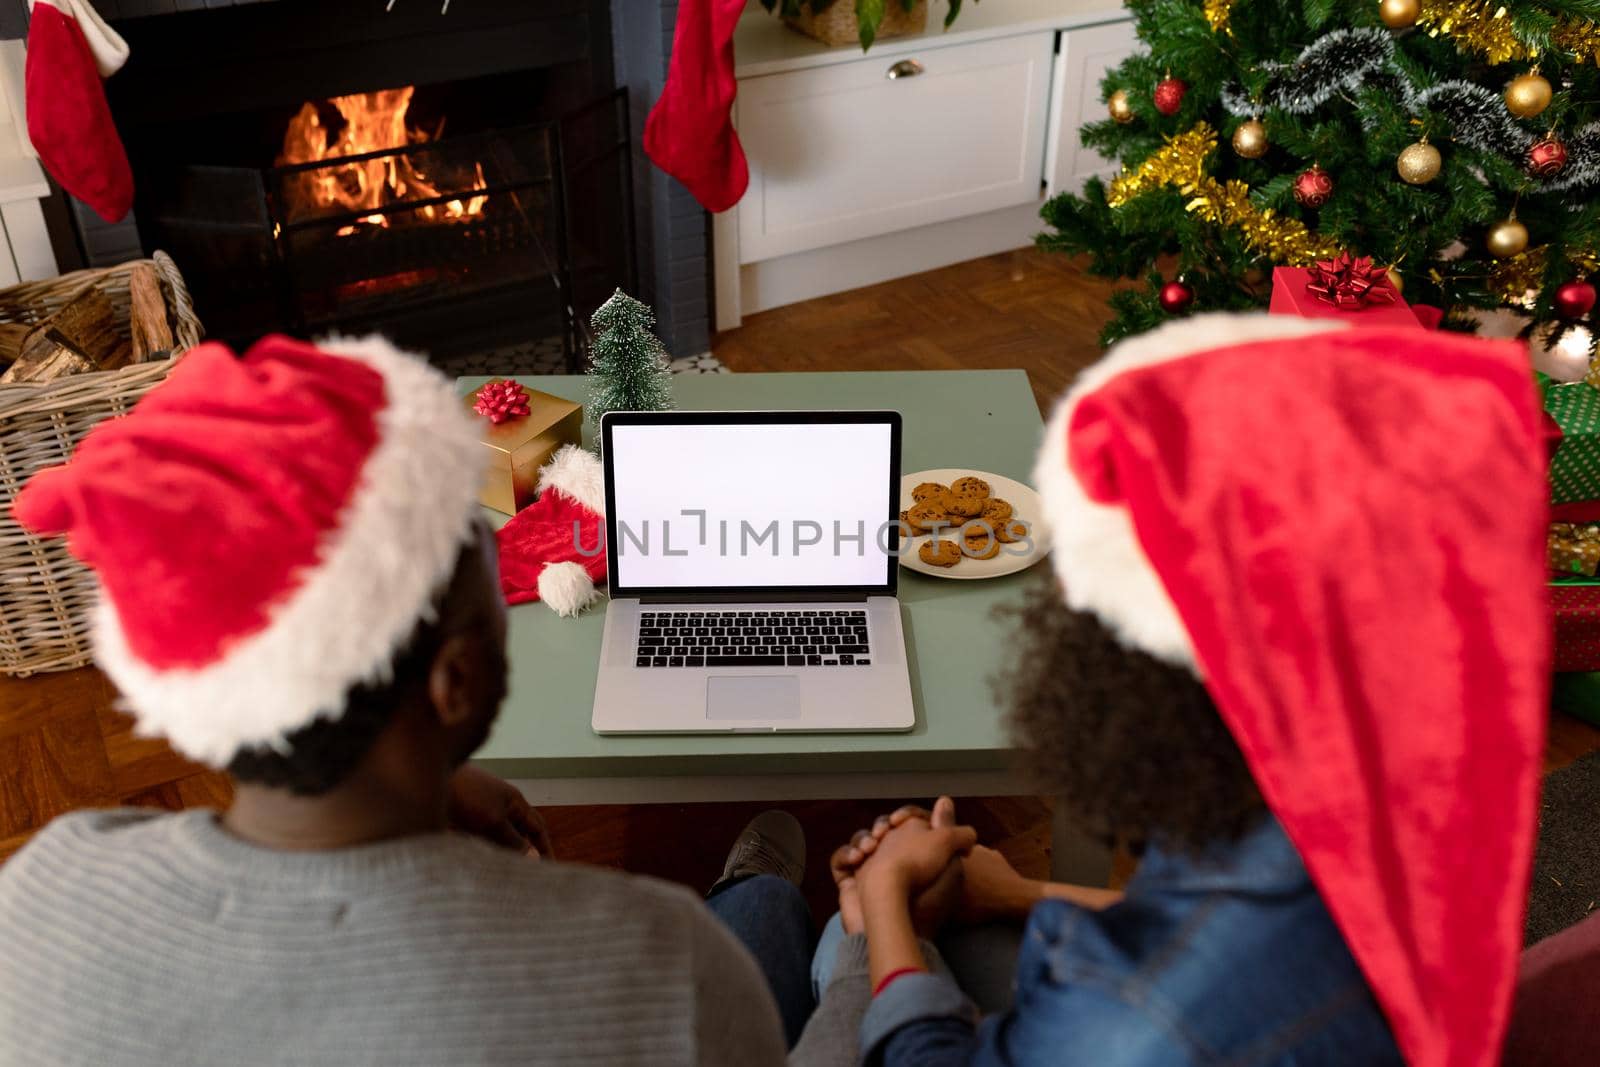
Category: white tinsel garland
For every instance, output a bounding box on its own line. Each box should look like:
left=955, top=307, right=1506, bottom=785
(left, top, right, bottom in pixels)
left=1219, top=28, right=1599, bottom=190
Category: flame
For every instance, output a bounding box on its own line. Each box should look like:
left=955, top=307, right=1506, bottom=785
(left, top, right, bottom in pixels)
left=277, top=85, right=488, bottom=233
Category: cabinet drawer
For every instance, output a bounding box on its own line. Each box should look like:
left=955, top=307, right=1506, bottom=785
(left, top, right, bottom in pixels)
left=735, top=31, right=1053, bottom=264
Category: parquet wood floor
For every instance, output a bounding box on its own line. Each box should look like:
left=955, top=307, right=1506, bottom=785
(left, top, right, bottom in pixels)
left=4, top=249, right=1598, bottom=919
left=712, top=247, right=1128, bottom=410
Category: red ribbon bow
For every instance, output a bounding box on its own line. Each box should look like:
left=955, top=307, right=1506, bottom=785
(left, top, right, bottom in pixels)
left=1305, top=252, right=1397, bottom=310
left=473, top=380, right=532, bottom=424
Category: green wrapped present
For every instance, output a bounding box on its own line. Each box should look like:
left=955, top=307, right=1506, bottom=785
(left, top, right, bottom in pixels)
left=1543, top=377, right=1600, bottom=504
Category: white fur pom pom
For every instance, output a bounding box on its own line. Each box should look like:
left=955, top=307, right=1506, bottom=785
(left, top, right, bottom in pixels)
left=538, top=561, right=602, bottom=617
left=537, top=444, right=606, bottom=515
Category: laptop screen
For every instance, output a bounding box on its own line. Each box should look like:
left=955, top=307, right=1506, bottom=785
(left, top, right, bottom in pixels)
left=603, top=412, right=901, bottom=597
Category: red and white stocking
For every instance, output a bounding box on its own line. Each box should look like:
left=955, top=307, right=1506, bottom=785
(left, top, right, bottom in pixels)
left=26, top=0, right=133, bottom=222
left=643, top=0, right=749, bottom=213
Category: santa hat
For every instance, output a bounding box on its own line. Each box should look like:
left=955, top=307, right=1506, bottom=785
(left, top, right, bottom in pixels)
left=12, top=334, right=486, bottom=767
left=26, top=0, right=134, bottom=222
left=496, top=444, right=607, bottom=617
left=1034, top=313, right=1549, bottom=1067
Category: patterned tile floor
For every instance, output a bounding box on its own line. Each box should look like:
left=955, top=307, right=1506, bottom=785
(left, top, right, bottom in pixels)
left=436, top=337, right=729, bottom=378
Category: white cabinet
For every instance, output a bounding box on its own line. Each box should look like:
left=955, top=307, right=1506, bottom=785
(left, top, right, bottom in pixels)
left=735, top=32, right=1054, bottom=264
left=1046, top=19, right=1140, bottom=196
left=715, top=6, right=1137, bottom=330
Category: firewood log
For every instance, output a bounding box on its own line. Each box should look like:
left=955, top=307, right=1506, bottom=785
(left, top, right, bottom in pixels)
left=127, top=264, right=172, bottom=363
left=0, top=323, right=27, bottom=367
left=0, top=287, right=120, bottom=384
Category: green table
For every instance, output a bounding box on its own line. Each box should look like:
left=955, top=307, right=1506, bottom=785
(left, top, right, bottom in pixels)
left=463, top=370, right=1046, bottom=807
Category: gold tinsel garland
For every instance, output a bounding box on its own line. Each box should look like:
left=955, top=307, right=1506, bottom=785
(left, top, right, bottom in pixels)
left=1488, top=246, right=1600, bottom=303
left=1416, top=0, right=1598, bottom=65
left=1203, top=0, right=1234, bottom=35
left=1195, top=0, right=1597, bottom=66
left=1107, top=123, right=1344, bottom=265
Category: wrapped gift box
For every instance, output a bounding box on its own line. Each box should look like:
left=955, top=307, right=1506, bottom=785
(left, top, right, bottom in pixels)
left=468, top=382, right=583, bottom=516
left=1542, top=377, right=1600, bottom=506
left=1268, top=264, right=1427, bottom=329
left=1551, top=523, right=1600, bottom=577
left=1552, top=582, right=1600, bottom=672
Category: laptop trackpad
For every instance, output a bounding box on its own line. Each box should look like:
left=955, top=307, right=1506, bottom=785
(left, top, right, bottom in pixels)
left=706, top=676, right=801, bottom=721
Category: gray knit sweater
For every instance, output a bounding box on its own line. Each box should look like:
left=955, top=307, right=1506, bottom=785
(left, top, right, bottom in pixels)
left=0, top=809, right=788, bottom=1066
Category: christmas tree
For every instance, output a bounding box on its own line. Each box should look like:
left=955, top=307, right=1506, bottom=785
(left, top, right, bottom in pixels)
left=586, top=289, right=674, bottom=432
left=1039, top=0, right=1599, bottom=355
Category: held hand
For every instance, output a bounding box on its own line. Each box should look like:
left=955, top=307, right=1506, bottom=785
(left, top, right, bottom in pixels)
left=857, top=807, right=978, bottom=903
left=831, top=841, right=866, bottom=935
left=833, top=797, right=966, bottom=936
left=956, top=844, right=1039, bottom=924
left=446, top=765, right=552, bottom=858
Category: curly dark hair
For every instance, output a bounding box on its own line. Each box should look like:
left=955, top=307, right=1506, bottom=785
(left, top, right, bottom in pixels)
left=996, top=575, right=1264, bottom=854
left=223, top=613, right=446, bottom=796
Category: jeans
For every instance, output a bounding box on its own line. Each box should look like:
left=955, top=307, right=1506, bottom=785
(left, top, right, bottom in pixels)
left=811, top=911, right=1024, bottom=1015
left=705, top=874, right=816, bottom=1048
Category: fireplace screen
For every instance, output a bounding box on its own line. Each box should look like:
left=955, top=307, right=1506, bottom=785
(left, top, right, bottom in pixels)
left=137, top=86, right=632, bottom=373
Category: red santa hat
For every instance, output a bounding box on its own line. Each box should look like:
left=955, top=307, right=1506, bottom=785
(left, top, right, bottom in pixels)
left=12, top=334, right=486, bottom=767
left=1034, top=314, right=1549, bottom=1067
left=496, top=444, right=607, bottom=617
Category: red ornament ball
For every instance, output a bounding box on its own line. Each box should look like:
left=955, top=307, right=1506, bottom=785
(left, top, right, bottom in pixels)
left=1159, top=280, right=1195, bottom=314
left=1153, top=77, right=1187, bottom=116
left=1555, top=279, right=1597, bottom=320
left=1527, top=136, right=1568, bottom=178
left=1293, top=164, right=1335, bottom=209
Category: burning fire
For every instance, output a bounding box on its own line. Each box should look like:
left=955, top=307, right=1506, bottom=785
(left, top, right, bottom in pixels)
left=277, top=85, right=488, bottom=235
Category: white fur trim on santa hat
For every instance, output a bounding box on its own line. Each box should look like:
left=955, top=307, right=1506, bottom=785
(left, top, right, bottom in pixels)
left=536, top=444, right=605, bottom=515
left=30, top=0, right=130, bottom=77
left=92, top=334, right=487, bottom=767
left=1035, top=312, right=1349, bottom=673
left=538, top=561, right=603, bottom=618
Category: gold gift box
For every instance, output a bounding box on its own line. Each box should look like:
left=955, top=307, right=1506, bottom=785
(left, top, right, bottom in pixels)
left=469, top=382, right=584, bottom=516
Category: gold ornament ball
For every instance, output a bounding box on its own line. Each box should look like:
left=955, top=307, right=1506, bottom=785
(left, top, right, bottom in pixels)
left=1486, top=218, right=1529, bottom=259
left=1378, top=0, right=1420, bottom=29
left=1504, top=72, right=1553, bottom=119
left=1386, top=267, right=1403, bottom=295
left=1396, top=141, right=1441, bottom=184
left=1232, top=119, right=1268, bottom=159
left=1108, top=89, right=1134, bottom=124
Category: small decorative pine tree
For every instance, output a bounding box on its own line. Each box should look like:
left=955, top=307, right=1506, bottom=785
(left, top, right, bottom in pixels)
left=586, top=289, right=674, bottom=432
left=1039, top=0, right=1600, bottom=354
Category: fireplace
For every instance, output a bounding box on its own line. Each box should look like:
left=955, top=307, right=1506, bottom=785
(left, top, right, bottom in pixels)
left=93, top=0, right=633, bottom=374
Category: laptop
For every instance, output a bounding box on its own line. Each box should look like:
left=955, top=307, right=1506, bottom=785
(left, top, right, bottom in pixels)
left=591, top=410, right=916, bottom=734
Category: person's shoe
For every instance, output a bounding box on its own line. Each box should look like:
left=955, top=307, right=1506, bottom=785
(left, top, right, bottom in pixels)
left=715, top=810, right=806, bottom=890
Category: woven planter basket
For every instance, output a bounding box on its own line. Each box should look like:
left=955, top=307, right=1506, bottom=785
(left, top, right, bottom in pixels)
left=786, top=0, right=928, bottom=46
left=0, top=251, right=203, bottom=676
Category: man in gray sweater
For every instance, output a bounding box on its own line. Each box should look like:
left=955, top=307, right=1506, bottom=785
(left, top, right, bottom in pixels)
left=0, top=334, right=794, bottom=1066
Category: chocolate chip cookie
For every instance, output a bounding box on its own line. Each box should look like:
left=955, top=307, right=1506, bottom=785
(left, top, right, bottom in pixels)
left=919, top=539, right=963, bottom=568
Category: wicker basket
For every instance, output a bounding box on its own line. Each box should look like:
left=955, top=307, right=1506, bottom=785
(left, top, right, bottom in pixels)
left=786, top=0, right=928, bottom=46
left=0, top=251, right=203, bottom=676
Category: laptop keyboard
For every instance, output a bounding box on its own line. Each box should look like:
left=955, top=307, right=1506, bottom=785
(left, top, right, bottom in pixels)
left=635, top=610, right=872, bottom=668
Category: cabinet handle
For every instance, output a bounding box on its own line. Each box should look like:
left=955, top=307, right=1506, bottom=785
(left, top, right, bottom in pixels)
left=886, top=59, right=924, bottom=80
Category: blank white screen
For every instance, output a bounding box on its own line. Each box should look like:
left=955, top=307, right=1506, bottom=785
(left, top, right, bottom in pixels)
left=609, top=421, right=893, bottom=589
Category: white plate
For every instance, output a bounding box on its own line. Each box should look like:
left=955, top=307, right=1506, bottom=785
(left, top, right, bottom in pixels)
left=898, top=469, right=1051, bottom=580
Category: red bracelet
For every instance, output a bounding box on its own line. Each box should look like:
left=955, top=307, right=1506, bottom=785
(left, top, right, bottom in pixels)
left=873, top=967, right=925, bottom=997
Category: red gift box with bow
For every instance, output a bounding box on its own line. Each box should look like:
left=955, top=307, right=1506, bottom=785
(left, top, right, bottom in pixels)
left=1269, top=255, right=1440, bottom=330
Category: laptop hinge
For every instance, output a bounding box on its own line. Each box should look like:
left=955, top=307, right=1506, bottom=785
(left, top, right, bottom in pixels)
left=637, top=591, right=873, bottom=604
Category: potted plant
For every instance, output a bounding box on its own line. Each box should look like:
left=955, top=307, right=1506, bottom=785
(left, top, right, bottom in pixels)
left=760, top=0, right=974, bottom=52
